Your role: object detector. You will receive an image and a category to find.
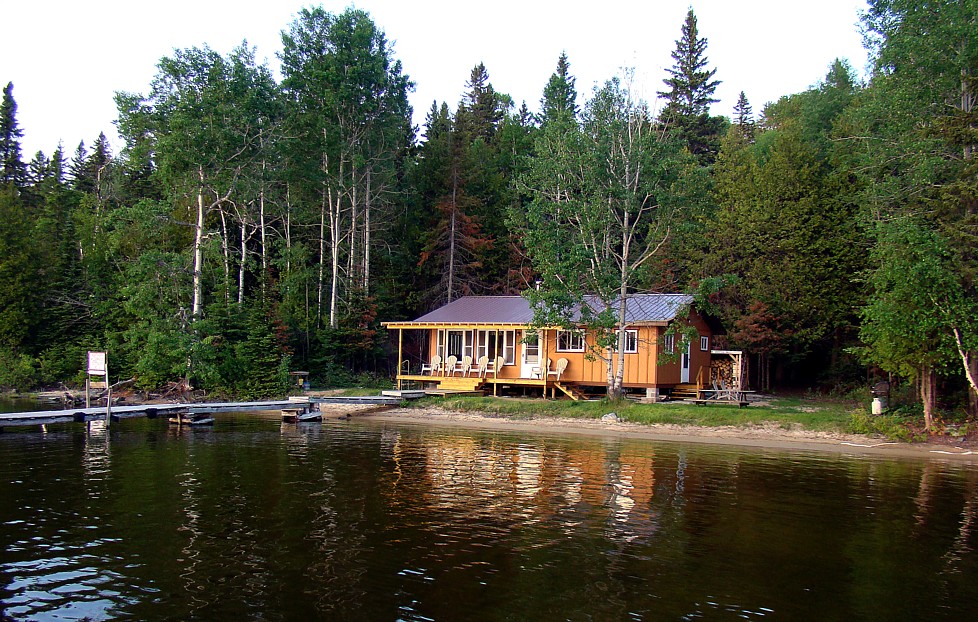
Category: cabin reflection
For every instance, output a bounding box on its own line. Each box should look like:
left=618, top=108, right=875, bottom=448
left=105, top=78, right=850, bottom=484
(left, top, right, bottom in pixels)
left=380, top=432, right=670, bottom=543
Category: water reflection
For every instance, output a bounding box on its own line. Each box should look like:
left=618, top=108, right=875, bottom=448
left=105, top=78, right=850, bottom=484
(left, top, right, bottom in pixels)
left=2, top=417, right=978, bottom=621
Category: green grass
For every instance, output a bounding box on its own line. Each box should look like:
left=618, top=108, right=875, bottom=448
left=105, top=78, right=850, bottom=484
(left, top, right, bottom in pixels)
left=412, top=394, right=859, bottom=434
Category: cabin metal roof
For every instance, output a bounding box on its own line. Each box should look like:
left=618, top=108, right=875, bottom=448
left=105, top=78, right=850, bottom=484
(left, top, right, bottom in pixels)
left=396, top=294, right=694, bottom=326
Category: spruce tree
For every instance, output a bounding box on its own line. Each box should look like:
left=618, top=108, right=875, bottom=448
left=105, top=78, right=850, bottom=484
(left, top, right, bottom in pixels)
left=658, top=9, right=720, bottom=118
left=67, top=141, right=89, bottom=192
left=456, top=63, right=503, bottom=141
left=732, top=91, right=755, bottom=142
left=657, top=9, right=726, bottom=162
left=0, top=82, right=25, bottom=187
left=539, top=52, right=578, bottom=126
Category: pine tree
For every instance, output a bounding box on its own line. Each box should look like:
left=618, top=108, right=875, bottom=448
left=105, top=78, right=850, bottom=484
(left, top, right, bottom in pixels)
left=658, top=9, right=720, bottom=118
left=0, top=82, right=26, bottom=187
left=456, top=63, right=504, bottom=142
left=732, top=91, right=755, bottom=142
left=539, top=52, right=578, bottom=126
left=67, top=141, right=89, bottom=192
left=657, top=9, right=726, bottom=162
left=27, top=151, right=49, bottom=187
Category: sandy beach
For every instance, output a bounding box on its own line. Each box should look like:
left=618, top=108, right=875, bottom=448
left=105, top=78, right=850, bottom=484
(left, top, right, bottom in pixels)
left=321, top=404, right=978, bottom=463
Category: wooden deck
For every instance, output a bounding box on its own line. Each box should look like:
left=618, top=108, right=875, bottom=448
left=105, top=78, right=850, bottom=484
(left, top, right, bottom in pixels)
left=395, top=373, right=585, bottom=400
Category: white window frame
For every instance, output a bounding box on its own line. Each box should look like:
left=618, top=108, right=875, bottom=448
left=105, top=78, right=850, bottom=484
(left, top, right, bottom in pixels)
left=624, top=330, right=638, bottom=354
left=476, top=329, right=517, bottom=365
left=612, top=329, right=639, bottom=353
left=502, top=330, right=516, bottom=365
left=700, top=336, right=709, bottom=352
left=444, top=329, right=473, bottom=360
left=663, top=332, right=675, bottom=354
left=556, top=329, right=586, bottom=352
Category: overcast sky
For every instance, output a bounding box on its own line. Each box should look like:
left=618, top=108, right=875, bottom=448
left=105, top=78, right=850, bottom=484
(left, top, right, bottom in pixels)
left=2, top=0, right=871, bottom=158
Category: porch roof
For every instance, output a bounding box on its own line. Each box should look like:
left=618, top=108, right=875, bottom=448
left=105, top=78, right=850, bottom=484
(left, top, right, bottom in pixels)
left=384, top=294, right=694, bottom=328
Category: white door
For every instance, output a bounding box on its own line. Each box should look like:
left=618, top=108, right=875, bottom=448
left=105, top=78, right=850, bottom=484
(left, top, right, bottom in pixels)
left=521, top=332, right=541, bottom=378
left=681, top=343, right=691, bottom=383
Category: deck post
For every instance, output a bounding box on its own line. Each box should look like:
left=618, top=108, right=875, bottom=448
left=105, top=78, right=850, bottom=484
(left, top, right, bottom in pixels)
left=397, top=328, right=403, bottom=390
left=494, top=331, right=501, bottom=396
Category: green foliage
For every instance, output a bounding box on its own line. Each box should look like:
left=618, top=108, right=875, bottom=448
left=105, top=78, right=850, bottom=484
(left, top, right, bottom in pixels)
left=858, top=218, right=973, bottom=377
left=517, top=72, right=709, bottom=396
left=539, top=52, right=578, bottom=126
left=234, top=303, right=292, bottom=399
left=847, top=410, right=926, bottom=443
left=0, top=348, right=36, bottom=390
left=701, top=62, right=865, bottom=383
left=0, top=186, right=39, bottom=350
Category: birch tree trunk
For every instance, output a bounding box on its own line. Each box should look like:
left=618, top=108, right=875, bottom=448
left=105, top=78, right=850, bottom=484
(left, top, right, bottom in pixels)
left=192, top=167, right=206, bottom=319
left=238, top=220, right=248, bottom=305
left=218, top=207, right=231, bottom=306
left=349, top=167, right=357, bottom=291
left=317, top=185, right=326, bottom=326
left=364, top=169, right=371, bottom=294
left=328, top=161, right=343, bottom=329
left=259, top=159, right=268, bottom=300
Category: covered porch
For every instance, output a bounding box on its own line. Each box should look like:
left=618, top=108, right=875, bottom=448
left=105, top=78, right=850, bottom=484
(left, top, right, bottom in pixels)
left=384, top=321, right=584, bottom=400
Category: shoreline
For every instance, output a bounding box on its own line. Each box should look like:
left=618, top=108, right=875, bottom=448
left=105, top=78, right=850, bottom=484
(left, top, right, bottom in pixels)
left=355, top=406, right=978, bottom=462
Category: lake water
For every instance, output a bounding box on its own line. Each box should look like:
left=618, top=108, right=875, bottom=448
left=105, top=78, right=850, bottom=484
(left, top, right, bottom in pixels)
left=1, top=412, right=977, bottom=621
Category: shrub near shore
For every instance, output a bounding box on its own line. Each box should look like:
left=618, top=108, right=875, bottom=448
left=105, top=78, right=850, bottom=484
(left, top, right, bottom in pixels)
left=414, top=395, right=854, bottom=432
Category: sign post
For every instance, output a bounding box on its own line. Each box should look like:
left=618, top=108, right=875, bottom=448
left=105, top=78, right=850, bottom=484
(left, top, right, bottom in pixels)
left=87, top=351, right=109, bottom=426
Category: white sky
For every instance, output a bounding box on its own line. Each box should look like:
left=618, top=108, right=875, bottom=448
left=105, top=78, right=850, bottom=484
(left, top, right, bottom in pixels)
left=2, top=0, right=871, bottom=158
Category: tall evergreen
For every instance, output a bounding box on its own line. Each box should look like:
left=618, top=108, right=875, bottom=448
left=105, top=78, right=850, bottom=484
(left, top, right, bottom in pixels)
left=657, top=9, right=726, bottom=162
left=456, top=63, right=504, bottom=142
left=0, top=82, right=25, bottom=187
left=732, top=90, right=755, bottom=142
left=539, top=52, right=578, bottom=125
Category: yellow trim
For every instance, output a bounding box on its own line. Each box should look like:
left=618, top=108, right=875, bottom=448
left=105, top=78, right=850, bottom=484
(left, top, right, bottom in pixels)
left=382, top=321, right=671, bottom=329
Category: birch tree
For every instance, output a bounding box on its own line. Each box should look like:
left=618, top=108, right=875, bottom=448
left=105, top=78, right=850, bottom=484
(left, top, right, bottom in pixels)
left=280, top=7, right=411, bottom=328
left=518, top=74, right=707, bottom=399
left=854, top=0, right=978, bottom=416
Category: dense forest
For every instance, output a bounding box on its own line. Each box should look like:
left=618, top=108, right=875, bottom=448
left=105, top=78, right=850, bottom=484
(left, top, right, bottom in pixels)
left=0, top=1, right=975, bottom=425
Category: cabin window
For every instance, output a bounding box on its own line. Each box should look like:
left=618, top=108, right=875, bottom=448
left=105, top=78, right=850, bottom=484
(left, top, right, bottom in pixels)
left=663, top=332, right=675, bottom=354
left=503, top=330, right=516, bottom=365
left=445, top=329, right=473, bottom=360
left=700, top=336, right=709, bottom=351
left=556, top=330, right=586, bottom=352
left=611, top=329, right=639, bottom=353
left=477, top=329, right=516, bottom=365
left=524, top=334, right=540, bottom=364
left=624, top=330, right=638, bottom=353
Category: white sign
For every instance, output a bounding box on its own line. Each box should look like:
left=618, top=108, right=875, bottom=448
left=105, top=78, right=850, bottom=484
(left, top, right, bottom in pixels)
left=87, top=351, right=107, bottom=375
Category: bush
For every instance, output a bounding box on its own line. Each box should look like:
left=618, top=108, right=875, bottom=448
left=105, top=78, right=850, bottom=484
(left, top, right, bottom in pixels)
left=0, top=348, right=37, bottom=390
left=847, top=410, right=926, bottom=442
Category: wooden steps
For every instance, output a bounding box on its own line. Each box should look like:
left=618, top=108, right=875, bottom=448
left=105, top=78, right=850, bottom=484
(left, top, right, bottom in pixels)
left=435, top=377, right=486, bottom=392
left=554, top=382, right=585, bottom=401
left=671, top=383, right=700, bottom=400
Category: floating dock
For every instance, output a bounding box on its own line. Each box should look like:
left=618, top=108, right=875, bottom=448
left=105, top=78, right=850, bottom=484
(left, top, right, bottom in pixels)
left=0, top=393, right=425, bottom=431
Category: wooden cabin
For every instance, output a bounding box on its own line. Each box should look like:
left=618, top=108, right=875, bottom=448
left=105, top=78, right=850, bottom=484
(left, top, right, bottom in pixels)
left=384, top=294, right=725, bottom=401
